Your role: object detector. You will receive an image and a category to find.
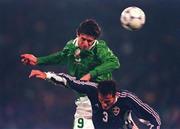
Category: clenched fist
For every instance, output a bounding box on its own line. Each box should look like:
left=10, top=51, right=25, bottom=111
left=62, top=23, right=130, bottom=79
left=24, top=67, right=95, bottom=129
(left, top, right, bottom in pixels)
left=21, top=54, right=37, bottom=65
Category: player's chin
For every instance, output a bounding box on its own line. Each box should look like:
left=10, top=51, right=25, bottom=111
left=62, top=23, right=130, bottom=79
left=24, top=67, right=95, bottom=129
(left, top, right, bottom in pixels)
left=80, top=46, right=89, bottom=50
left=102, top=106, right=110, bottom=110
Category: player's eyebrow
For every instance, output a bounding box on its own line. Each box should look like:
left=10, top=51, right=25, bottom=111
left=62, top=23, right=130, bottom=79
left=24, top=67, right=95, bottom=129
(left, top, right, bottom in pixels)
left=81, top=37, right=94, bottom=42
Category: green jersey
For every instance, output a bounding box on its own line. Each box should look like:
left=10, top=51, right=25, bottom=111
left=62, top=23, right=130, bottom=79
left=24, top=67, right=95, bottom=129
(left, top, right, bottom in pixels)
left=37, top=38, right=120, bottom=82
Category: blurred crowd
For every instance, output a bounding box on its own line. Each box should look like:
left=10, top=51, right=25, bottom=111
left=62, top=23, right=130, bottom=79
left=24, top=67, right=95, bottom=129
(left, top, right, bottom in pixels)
left=0, top=0, right=179, bottom=129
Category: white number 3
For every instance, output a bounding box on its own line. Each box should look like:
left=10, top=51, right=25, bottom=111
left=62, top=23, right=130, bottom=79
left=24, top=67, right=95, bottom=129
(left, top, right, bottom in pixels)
left=102, top=111, right=108, bottom=122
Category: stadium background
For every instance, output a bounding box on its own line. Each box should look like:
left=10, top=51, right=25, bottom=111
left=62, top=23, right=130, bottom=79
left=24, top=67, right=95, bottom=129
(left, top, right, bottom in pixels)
left=0, top=0, right=179, bottom=129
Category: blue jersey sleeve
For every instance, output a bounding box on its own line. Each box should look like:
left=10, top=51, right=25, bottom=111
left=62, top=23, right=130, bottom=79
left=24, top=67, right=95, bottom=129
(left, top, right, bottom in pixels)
left=121, top=91, right=161, bottom=129
left=46, top=72, right=98, bottom=96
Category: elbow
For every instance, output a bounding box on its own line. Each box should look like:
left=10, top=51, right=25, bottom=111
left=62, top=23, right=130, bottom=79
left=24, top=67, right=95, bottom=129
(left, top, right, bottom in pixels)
left=113, top=60, right=120, bottom=69
left=156, top=114, right=161, bottom=127
left=117, top=61, right=120, bottom=68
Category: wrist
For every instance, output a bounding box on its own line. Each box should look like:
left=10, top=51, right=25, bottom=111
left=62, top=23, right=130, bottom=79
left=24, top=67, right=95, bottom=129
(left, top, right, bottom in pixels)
left=45, top=72, right=53, bottom=79
left=89, top=70, right=97, bottom=78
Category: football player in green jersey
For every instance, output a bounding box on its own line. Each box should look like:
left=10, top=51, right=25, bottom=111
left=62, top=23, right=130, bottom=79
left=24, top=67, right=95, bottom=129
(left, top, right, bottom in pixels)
left=21, top=19, right=120, bottom=129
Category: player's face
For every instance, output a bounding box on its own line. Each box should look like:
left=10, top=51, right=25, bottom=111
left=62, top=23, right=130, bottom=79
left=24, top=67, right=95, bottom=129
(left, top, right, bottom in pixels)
left=77, top=34, right=95, bottom=50
left=98, top=93, right=115, bottom=110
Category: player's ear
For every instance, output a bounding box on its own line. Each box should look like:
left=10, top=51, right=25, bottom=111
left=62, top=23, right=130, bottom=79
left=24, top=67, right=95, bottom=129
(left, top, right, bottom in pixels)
left=76, top=29, right=79, bottom=36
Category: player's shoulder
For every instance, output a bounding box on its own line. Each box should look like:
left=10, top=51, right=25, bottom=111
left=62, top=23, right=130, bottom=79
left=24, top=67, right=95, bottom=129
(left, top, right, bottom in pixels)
left=64, top=39, right=77, bottom=50
left=96, top=40, right=108, bottom=46
left=66, top=39, right=75, bottom=46
left=95, top=40, right=110, bottom=52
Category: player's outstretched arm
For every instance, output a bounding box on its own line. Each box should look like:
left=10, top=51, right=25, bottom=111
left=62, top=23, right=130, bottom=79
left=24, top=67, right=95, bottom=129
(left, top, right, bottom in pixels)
left=29, top=70, right=97, bottom=95
left=29, top=70, right=68, bottom=87
left=21, top=54, right=37, bottom=65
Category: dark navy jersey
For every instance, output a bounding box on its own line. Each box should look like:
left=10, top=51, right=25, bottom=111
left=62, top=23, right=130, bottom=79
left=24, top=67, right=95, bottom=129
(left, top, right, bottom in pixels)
left=46, top=72, right=161, bottom=129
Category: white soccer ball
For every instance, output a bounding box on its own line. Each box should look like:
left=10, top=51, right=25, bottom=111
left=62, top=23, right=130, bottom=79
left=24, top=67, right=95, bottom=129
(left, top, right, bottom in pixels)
left=120, top=6, right=146, bottom=31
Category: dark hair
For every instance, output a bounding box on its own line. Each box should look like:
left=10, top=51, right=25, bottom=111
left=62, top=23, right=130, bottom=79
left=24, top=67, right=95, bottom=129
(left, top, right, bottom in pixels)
left=76, top=19, right=101, bottom=39
left=97, top=80, right=116, bottom=96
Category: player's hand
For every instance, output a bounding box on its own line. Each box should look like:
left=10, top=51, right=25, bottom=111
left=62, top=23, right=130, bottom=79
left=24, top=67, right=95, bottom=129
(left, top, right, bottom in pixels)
left=21, top=54, right=37, bottom=65
left=29, top=70, right=47, bottom=80
left=80, top=73, right=91, bottom=81
left=132, top=125, right=139, bottom=129
left=132, top=122, right=139, bottom=129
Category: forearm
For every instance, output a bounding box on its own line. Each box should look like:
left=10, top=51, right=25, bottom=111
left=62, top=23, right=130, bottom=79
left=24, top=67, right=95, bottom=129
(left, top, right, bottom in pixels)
left=37, top=56, right=60, bottom=65
left=126, top=93, right=161, bottom=129
left=90, top=59, right=120, bottom=78
left=37, top=52, right=65, bottom=65
left=139, top=110, right=161, bottom=128
left=138, top=118, right=161, bottom=129
left=45, top=72, right=97, bottom=94
left=45, top=72, right=68, bottom=87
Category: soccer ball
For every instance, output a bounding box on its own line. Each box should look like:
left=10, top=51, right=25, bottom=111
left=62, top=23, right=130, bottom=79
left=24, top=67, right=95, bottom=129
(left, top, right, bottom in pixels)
left=120, top=6, right=146, bottom=31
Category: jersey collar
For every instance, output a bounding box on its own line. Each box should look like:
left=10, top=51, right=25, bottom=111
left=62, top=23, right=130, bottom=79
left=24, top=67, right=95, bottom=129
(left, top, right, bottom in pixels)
left=73, top=38, right=98, bottom=50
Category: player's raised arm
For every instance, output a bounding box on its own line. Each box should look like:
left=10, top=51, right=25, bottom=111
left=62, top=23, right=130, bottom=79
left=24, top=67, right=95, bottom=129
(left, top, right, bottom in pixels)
left=29, top=70, right=97, bottom=95
left=88, top=41, right=120, bottom=80
left=121, top=91, right=161, bottom=129
left=48, top=72, right=98, bottom=95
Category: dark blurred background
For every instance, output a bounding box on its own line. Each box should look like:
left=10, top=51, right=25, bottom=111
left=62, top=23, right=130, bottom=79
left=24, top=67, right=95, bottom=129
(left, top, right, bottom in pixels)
left=0, top=0, right=180, bottom=129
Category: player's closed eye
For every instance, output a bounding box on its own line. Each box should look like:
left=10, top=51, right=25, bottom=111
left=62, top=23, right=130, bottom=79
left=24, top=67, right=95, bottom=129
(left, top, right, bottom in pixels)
left=81, top=37, right=94, bottom=43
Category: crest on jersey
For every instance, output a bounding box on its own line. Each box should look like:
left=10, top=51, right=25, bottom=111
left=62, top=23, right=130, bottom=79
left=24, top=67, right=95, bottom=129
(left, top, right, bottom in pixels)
left=74, top=48, right=81, bottom=62
left=112, top=106, right=120, bottom=116
left=74, top=48, right=81, bottom=57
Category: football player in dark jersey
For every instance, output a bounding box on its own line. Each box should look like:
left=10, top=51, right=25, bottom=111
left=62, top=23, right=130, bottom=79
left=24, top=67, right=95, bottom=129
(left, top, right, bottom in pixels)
left=29, top=70, right=161, bottom=129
